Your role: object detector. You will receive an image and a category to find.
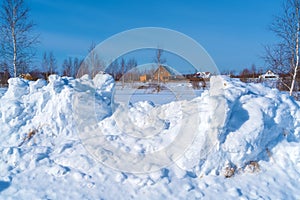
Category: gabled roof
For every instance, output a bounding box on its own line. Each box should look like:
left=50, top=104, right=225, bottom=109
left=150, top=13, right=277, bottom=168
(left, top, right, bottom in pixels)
left=259, top=70, right=279, bottom=79
left=195, top=72, right=211, bottom=78
left=155, top=65, right=181, bottom=76
left=265, top=70, right=276, bottom=75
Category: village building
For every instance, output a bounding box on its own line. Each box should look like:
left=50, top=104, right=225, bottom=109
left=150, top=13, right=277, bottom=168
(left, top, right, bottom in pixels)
left=139, top=74, right=147, bottom=82
left=153, top=65, right=183, bottom=82
left=194, top=71, right=211, bottom=79
left=259, top=70, right=279, bottom=79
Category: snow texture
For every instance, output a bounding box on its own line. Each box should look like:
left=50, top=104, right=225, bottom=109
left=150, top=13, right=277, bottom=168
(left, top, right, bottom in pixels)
left=0, top=74, right=299, bottom=199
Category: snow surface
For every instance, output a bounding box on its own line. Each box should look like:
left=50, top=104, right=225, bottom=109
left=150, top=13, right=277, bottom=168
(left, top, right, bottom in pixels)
left=0, top=74, right=300, bottom=199
left=0, top=88, right=7, bottom=99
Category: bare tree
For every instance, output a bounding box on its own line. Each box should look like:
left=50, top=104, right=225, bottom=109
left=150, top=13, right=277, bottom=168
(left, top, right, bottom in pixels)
left=154, top=48, right=166, bottom=85
left=106, top=59, right=119, bottom=80
left=251, top=64, right=257, bottom=79
left=42, top=51, right=57, bottom=78
left=78, top=42, right=104, bottom=78
left=49, top=52, right=56, bottom=75
left=42, top=52, right=48, bottom=75
left=0, top=0, right=38, bottom=77
left=126, top=58, right=137, bottom=71
left=61, top=56, right=83, bottom=78
left=125, top=58, right=137, bottom=83
left=121, top=58, right=125, bottom=88
left=62, top=58, right=72, bottom=77
left=72, top=57, right=82, bottom=78
left=264, top=0, right=300, bottom=96
left=240, top=68, right=251, bottom=83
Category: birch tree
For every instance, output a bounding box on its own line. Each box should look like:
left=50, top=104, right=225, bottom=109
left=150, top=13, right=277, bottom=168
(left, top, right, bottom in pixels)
left=0, top=0, right=38, bottom=77
left=265, top=0, right=300, bottom=96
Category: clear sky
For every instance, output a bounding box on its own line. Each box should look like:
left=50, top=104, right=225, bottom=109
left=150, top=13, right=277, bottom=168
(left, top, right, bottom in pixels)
left=27, top=0, right=283, bottom=73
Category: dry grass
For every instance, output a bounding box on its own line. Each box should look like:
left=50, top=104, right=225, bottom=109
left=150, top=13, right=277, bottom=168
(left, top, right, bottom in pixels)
left=224, top=167, right=235, bottom=178
left=19, top=73, right=35, bottom=81
left=18, top=128, right=39, bottom=147
left=17, top=124, right=50, bottom=147
left=244, top=161, right=260, bottom=173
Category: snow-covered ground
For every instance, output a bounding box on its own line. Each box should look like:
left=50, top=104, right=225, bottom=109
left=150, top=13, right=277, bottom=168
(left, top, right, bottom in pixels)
left=0, top=74, right=299, bottom=199
left=114, top=81, right=204, bottom=105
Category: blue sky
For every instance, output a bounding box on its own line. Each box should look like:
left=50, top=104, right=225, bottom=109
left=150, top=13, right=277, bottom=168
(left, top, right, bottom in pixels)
left=28, top=0, right=282, bottom=73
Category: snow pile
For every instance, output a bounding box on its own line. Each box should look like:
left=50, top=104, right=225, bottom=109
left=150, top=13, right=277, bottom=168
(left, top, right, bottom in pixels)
left=0, top=74, right=300, bottom=199
left=176, top=77, right=300, bottom=177
left=0, top=74, right=114, bottom=146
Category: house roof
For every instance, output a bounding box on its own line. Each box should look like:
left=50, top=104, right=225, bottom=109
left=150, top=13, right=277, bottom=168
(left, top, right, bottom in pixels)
left=195, top=72, right=211, bottom=78
left=155, top=65, right=182, bottom=76
left=259, top=70, right=279, bottom=79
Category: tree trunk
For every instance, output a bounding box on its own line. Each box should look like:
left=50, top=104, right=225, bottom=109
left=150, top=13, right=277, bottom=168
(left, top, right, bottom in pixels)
left=290, top=6, right=300, bottom=96
left=12, top=27, right=17, bottom=78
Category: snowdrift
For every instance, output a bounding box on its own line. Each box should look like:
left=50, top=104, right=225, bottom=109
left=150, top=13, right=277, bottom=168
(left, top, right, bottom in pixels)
left=0, top=74, right=299, bottom=199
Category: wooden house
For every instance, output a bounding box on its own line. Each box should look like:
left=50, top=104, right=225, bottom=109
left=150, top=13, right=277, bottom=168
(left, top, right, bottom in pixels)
left=139, top=74, right=147, bottom=82
left=153, top=65, right=182, bottom=82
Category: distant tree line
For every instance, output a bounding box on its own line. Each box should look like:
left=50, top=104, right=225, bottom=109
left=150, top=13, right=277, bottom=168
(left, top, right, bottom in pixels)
left=1, top=0, right=298, bottom=98
left=106, top=58, right=138, bottom=81
left=227, top=64, right=300, bottom=93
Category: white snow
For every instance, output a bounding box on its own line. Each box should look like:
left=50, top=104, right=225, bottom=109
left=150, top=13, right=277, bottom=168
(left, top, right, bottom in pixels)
left=0, top=74, right=299, bottom=199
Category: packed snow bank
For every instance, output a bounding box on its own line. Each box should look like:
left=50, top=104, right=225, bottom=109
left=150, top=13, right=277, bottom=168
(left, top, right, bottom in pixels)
left=0, top=74, right=300, bottom=199
left=177, top=77, right=300, bottom=176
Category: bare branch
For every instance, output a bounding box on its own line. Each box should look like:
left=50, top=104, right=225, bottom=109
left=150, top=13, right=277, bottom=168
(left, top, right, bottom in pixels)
left=264, top=0, right=300, bottom=95
left=0, top=0, right=39, bottom=77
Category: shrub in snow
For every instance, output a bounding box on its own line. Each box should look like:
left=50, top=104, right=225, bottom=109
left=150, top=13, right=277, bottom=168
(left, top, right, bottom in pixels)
left=223, top=161, right=236, bottom=178
left=244, top=161, right=260, bottom=173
